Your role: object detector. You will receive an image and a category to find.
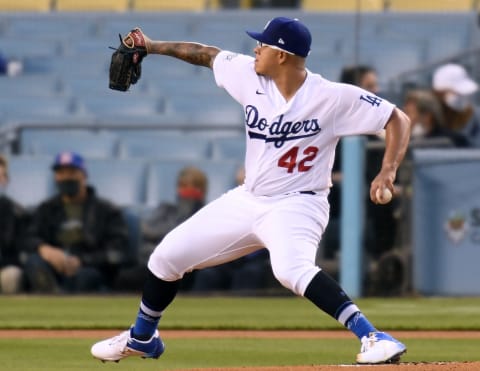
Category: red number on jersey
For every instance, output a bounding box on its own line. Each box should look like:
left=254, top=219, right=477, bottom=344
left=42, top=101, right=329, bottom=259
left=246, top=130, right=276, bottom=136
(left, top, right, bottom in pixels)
left=278, top=146, right=318, bottom=173
left=277, top=146, right=299, bottom=173
left=298, top=146, right=319, bottom=172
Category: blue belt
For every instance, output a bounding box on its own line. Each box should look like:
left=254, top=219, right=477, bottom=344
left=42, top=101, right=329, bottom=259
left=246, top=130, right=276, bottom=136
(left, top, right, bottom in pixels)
left=299, top=191, right=316, bottom=195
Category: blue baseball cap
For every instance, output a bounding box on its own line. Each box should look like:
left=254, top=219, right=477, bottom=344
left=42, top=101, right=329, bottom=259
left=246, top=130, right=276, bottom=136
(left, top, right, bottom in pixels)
left=246, top=17, right=311, bottom=58
left=52, top=151, right=87, bottom=174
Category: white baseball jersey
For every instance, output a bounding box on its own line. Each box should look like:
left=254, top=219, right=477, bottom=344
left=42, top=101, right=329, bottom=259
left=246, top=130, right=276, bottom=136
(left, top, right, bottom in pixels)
left=213, top=51, right=395, bottom=196
left=148, top=50, right=396, bottom=296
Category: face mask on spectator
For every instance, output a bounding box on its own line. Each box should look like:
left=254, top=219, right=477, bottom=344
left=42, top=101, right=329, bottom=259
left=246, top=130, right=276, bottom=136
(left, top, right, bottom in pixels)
left=177, top=186, right=205, bottom=201
left=444, top=92, right=471, bottom=112
left=57, top=179, right=80, bottom=197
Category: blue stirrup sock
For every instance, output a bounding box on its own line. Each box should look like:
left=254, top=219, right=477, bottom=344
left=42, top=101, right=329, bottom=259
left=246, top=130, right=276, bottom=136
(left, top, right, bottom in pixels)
left=131, top=270, right=180, bottom=340
left=345, top=311, right=376, bottom=340
left=303, top=270, right=376, bottom=340
left=132, top=304, right=162, bottom=340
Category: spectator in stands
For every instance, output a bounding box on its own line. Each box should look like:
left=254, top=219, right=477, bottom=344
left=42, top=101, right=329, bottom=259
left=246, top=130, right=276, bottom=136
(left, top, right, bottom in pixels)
left=0, top=53, right=8, bottom=74
left=0, top=155, right=28, bottom=294
left=190, top=165, right=272, bottom=293
left=114, top=166, right=208, bottom=292
left=23, top=151, right=130, bottom=293
left=331, top=65, right=381, bottom=221
left=403, top=89, right=468, bottom=147
left=339, top=65, right=380, bottom=95
left=432, top=63, right=480, bottom=148
left=0, top=51, right=23, bottom=77
left=321, top=64, right=399, bottom=292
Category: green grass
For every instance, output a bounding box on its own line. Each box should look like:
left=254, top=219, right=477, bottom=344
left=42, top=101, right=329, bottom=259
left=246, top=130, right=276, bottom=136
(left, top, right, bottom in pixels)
left=0, top=337, right=479, bottom=370
left=1, top=295, right=480, bottom=330
left=1, top=295, right=480, bottom=370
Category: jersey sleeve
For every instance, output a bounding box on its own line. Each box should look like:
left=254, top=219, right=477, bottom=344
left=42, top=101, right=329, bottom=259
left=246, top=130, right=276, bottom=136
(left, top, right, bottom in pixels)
left=212, top=50, right=256, bottom=105
left=333, top=83, right=395, bottom=137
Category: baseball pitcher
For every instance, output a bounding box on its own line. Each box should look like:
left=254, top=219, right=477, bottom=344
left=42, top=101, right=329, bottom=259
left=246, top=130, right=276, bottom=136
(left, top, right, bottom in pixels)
left=93, top=16, right=411, bottom=365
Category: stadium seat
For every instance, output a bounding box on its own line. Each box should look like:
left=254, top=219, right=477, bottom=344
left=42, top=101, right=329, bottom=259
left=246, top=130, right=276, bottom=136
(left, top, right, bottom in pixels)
left=23, top=54, right=109, bottom=76
left=3, top=16, right=94, bottom=41
left=0, top=96, right=77, bottom=122
left=345, top=38, right=425, bottom=85
left=140, top=57, right=199, bottom=79
left=210, top=135, right=246, bottom=161
left=5, top=155, right=54, bottom=208
left=64, top=39, right=114, bottom=56
left=19, top=129, right=119, bottom=158
left=145, top=159, right=239, bottom=207
left=305, top=52, right=351, bottom=81
left=147, top=78, right=215, bottom=98
left=186, top=27, right=249, bottom=53
left=387, top=0, right=472, bottom=12
left=117, top=133, right=212, bottom=160
left=85, top=158, right=148, bottom=207
left=100, top=17, right=192, bottom=41
left=0, top=75, right=63, bottom=97
left=62, top=76, right=116, bottom=97
left=55, top=0, right=129, bottom=12
left=302, top=0, right=383, bottom=11
left=132, top=0, right=218, bottom=11
left=0, top=39, right=60, bottom=59
left=165, top=93, right=244, bottom=126
left=0, top=0, right=50, bottom=11
left=78, top=94, right=164, bottom=118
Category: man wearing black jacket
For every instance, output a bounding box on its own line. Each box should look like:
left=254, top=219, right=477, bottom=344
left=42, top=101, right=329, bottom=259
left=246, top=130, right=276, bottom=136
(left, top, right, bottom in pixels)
left=24, top=152, right=130, bottom=293
left=0, top=155, right=27, bottom=294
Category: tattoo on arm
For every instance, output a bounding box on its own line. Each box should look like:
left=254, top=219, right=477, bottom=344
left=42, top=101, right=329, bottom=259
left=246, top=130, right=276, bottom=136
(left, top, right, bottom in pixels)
left=149, top=41, right=221, bottom=68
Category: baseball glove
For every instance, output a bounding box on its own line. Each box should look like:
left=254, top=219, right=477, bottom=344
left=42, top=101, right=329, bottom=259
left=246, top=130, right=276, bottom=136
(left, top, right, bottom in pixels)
left=109, top=27, right=150, bottom=91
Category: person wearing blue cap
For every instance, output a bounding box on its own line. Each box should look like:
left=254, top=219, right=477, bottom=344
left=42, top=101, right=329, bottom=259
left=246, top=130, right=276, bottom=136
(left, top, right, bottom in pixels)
left=23, top=151, right=130, bottom=294
left=92, top=17, right=411, bottom=365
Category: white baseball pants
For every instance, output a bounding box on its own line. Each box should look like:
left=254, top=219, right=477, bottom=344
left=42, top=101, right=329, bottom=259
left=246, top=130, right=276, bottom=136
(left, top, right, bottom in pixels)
left=148, top=185, right=329, bottom=296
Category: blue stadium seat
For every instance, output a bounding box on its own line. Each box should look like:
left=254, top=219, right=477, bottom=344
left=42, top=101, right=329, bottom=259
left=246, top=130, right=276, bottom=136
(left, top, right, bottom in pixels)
left=100, top=17, right=192, bottom=41
left=117, top=133, right=211, bottom=160
left=62, top=76, right=115, bottom=97
left=341, top=38, right=426, bottom=85
left=145, top=159, right=239, bottom=207
left=5, top=155, right=55, bottom=208
left=426, top=31, right=470, bottom=62
left=3, top=15, right=94, bottom=41
left=19, top=129, right=119, bottom=158
left=165, top=93, right=244, bottom=126
left=85, top=158, right=148, bottom=207
left=0, top=75, right=64, bottom=97
left=0, top=38, right=60, bottom=59
left=64, top=39, right=114, bottom=56
left=187, top=28, right=249, bottom=54
left=306, top=52, right=352, bottom=81
left=140, top=57, right=198, bottom=78
left=147, top=75, right=220, bottom=97
left=349, top=12, right=472, bottom=64
left=0, top=96, right=79, bottom=123
left=23, top=54, right=109, bottom=76
left=210, top=135, right=246, bottom=161
left=78, top=93, right=165, bottom=119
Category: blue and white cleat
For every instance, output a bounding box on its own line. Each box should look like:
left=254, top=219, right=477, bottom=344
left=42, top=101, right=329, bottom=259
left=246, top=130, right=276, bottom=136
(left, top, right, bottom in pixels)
left=356, top=331, right=406, bottom=364
left=91, top=327, right=164, bottom=362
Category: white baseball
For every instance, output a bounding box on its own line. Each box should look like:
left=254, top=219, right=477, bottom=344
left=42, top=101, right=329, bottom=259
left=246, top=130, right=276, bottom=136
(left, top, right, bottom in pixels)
left=376, top=187, right=392, bottom=204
